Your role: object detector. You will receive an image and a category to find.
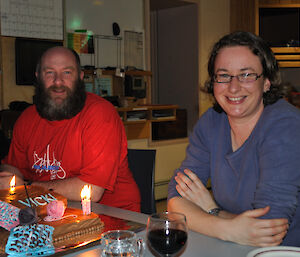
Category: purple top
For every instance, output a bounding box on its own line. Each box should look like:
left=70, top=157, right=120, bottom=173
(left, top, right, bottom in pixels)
left=168, top=99, right=300, bottom=246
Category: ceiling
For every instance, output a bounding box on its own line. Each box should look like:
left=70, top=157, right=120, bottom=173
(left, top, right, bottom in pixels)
left=150, top=0, right=194, bottom=11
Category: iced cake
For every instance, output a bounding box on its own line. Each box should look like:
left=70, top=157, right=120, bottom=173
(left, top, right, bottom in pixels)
left=0, top=185, right=104, bottom=255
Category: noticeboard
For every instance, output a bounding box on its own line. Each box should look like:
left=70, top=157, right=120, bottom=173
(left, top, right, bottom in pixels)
left=0, top=0, right=63, bottom=40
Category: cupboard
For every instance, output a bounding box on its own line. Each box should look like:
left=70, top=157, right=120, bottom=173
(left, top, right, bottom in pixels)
left=230, top=0, right=300, bottom=67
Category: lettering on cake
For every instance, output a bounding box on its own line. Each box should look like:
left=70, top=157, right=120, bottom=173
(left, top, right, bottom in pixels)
left=18, top=193, right=57, bottom=207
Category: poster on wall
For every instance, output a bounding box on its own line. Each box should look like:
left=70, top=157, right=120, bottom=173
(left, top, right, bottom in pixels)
left=67, top=32, right=94, bottom=54
left=124, top=30, right=144, bottom=70
left=0, top=0, right=63, bottom=40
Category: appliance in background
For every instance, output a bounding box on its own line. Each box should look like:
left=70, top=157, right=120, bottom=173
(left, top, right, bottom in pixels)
left=124, top=75, right=146, bottom=99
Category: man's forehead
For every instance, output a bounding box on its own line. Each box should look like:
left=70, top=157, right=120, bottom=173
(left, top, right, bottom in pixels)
left=41, top=51, right=77, bottom=68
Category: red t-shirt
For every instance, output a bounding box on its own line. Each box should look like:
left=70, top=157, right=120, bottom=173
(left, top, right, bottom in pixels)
left=4, top=93, right=140, bottom=212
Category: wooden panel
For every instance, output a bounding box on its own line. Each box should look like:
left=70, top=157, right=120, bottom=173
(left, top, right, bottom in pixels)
left=259, top=0, right=300, bottom=7
left=272, top=47, right=300, bottom=53
left=275, top=55, right=300, bottom=60
left=272, top=47, right=300, bottom=67
left=278, top=61, right=300, bottom=67
left=124, top=121, right=150, bottom=140
left=230, top=0, right=256, bottom=33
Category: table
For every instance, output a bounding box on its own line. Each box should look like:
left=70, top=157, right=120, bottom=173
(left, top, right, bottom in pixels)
left=63, top=201, right=257, bottom=257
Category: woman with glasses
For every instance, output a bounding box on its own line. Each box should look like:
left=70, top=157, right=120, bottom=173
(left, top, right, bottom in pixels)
left=168, top=31, right=300, bottom=247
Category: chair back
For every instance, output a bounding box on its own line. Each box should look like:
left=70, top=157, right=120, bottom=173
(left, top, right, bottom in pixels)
left=127, top=149, right=156, bottom=214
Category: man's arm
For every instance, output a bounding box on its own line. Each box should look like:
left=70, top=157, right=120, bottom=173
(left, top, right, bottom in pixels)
left=0, top=164, right=24, bottom=179
left=0, top=164, right=104, bottom=202
left=32, top=177, right=105, bottom=202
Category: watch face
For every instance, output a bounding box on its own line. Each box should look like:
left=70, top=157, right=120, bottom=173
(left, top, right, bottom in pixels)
left=208, top=208, right=221, bottom=216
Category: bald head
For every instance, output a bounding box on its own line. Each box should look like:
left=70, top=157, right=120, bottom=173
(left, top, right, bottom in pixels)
left=35, top=46, right=82, bottom=78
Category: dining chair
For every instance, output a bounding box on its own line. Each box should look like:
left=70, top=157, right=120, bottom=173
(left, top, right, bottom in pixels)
left=127, top=149, right=157, bottom=214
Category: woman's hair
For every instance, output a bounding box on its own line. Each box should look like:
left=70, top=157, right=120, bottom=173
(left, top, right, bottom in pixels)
left=205, top=31, right=283, bottom=113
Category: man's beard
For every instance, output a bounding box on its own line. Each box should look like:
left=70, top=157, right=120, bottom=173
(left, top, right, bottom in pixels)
left=34, top=77, right=86, bottom=121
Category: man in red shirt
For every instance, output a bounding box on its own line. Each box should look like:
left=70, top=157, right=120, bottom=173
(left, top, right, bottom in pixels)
left=0, top=47, right=140, bottom=212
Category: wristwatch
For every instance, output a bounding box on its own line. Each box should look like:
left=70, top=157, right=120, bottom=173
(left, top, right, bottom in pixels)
left=208, top=207, right=222, bottom=216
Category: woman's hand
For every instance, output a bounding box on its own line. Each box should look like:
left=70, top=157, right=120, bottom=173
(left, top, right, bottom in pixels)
left=224, top=206, right=289, bottom=247
left=0, top=171, right=24, bottom=189
left=175, top=169, right=218, bottom=212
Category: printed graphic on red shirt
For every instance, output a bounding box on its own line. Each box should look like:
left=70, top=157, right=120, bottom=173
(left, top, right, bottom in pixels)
left=31, top=144, right=66, bottom=180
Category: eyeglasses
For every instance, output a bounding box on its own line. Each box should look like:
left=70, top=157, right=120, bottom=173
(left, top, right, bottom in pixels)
left=213, top=73, right=263, bottom=83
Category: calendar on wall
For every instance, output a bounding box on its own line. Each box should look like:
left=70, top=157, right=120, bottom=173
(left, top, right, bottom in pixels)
left=0, top=0, right=63, bottom=40
left=124, top=30, right=144, bottom=70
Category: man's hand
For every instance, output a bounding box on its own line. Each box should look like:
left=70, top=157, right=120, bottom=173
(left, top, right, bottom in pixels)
left=0, top=171, right=24, bottom=189
left=175, top=169, right=218, bottom=212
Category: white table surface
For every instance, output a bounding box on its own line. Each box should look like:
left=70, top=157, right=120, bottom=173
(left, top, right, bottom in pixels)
left=62, top=201, right=257, bottom=257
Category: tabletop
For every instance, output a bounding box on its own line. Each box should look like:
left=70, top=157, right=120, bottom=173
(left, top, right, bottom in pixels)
left=61, top=201, right=257, bottom=257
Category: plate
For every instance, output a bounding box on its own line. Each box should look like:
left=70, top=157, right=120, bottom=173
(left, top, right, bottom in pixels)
left=247, top=246, right=300, bottom=257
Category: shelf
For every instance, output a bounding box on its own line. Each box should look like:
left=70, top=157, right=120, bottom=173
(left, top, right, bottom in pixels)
left=271, top=47, right=300, bottom=67
left=101, top=70, right=152, bottom=77
left=117, top=104, right=178, bottom=140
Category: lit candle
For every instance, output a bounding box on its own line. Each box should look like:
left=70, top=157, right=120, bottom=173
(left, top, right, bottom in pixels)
left=9, top=176, right=16, bottom=194
left=81, top=185, right=91, bottom=215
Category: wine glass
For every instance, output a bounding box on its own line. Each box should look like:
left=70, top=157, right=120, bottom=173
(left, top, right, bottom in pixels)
left=146, top=212, right=188, bottom=257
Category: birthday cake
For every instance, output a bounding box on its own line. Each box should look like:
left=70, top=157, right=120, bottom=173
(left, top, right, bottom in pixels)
left=0, top=185, right=104, bottom=255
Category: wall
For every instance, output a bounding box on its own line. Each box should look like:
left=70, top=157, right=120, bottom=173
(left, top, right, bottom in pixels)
left=0, top=37, right=35, bottom=109
left=65, top=0, right=143, bottom=35
left=0, top=0, right=144, bottom=109
left=198, top=0, right=230, bottom=115
left=65, top=0, right=144, bottom=68
left=281, top=68, right=300, bottom=91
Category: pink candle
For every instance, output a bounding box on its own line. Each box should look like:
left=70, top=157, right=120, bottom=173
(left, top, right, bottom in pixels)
left=81, top=185, right=91, bottom=215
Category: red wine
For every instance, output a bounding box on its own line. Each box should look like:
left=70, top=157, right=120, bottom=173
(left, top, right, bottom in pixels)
left=147, top=228, right=187, bottom=255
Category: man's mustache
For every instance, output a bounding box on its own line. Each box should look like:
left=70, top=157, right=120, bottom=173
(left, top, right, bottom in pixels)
left=47, top=85, right=70, bottom=92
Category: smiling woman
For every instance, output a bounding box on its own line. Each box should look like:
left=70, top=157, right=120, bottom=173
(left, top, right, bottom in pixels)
left=213, top=45, right=270, bottom=145
left=167, top=31, right=300, bottom=247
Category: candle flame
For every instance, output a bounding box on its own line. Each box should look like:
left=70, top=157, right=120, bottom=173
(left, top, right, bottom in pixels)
left=81, top=185, right=91, bottom=200
left=10, top=176, right=16, bottom=188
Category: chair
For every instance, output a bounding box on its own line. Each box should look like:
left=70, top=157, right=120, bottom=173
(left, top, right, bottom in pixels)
left=127, top=149, right=157, bottom=214
left=0, top=109, right=22, bottom=140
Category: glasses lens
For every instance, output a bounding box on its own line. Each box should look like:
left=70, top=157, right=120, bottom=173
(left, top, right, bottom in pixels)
left=214, top=73, right=261, bottom=83
left=239, top=73, right=258, bottom=82
left=214, top=74, right=230, bottom=83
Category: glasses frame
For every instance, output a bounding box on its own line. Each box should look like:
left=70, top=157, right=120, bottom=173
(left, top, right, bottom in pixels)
left=213, top=72, right=263, bottom=84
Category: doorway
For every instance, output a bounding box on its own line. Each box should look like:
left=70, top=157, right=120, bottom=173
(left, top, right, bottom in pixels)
left=149, top=1, right=199, bottom=134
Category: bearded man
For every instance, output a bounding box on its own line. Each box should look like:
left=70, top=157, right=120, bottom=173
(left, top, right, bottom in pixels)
left=0, top=47, right=140, bottom=212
